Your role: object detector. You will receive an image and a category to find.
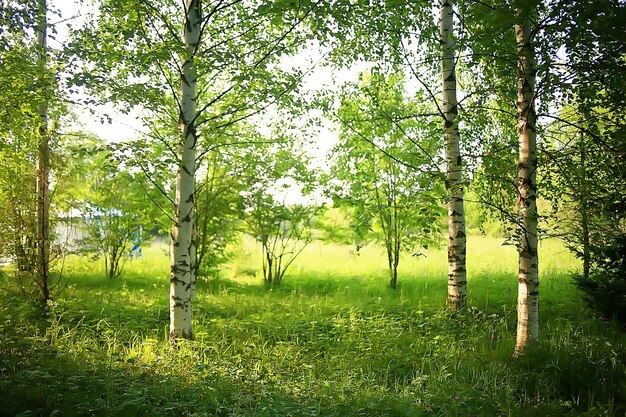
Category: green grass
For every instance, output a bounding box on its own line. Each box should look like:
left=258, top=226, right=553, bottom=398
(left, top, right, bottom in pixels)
left=1, top=236, right=625, bottom=417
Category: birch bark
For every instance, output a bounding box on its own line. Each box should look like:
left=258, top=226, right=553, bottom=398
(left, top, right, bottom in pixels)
left=36, top=0, right=50, bottom=304
left=514, top=3, right=539, bottom=356
left=170, top=0, right=201, bottom=342
left=440, top=0, right=467, bottom=309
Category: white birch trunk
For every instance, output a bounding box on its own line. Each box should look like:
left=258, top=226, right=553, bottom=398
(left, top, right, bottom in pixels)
left=170, top=0, right=201, bottom=342
left=36, top=0, right=50, bottom=303
left=514, top=4, right=539, bottom=356
left=440, top=0, right=467, bottom=309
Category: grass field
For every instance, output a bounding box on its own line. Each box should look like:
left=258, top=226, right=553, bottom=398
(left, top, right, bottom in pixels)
left=1, top=236, right=625, bottom=416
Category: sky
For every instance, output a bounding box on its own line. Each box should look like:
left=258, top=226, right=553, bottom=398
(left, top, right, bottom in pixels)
left=50, top=0, right=141, bottom=141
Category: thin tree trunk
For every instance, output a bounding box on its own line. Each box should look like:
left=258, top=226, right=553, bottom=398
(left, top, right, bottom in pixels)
left=391, top=190, right=400, bottom=290
left=36, top=0, right=50, bottom=305
left=263, top=244, right=274, bottom=284
left=392, top=240, right=399, bottom=290
left=170, top=0, right=201, bottom=342
left=514, top=2, right=539, bottom=356
left=268, top=252, right=273, bottom=283
left=387, top=246, right=396, bottom=289
left=386, top=241, right=394, bottom=288
left=440, top=0, right=467, bottom=310
left=262, top=244, right=266, bottom=280
left=195, top=164, right=213, bottom=276
left=579, top=138, right=590, bottom=279
left=369, top=157, right=396, bottom=289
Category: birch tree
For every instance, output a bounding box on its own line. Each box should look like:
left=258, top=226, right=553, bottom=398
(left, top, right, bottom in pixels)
left=168, top=0, right=201, bottom=341
left=440, top=0, right=467, bottom=309
left=70, top=0, right=314, bottom=341
left=513, top=1, right=539, bottom=355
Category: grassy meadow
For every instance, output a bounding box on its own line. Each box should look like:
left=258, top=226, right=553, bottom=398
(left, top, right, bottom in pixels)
left=1, top=236, right=625, bottom=416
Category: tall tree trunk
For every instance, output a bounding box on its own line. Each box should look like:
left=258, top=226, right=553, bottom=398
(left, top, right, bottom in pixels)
left=170, top=0, right=201, bottom=342
left=514, top=2, right=539, bottom=356
left=440, top=0, right=467, bottom=309
left=36, top=0, right=50, bottom=305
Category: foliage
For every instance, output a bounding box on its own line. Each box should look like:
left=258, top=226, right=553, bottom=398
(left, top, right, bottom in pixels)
left=0, top=2, right=40, bottom=129
left=242, top=141, right=320, bottom=286
left=67, top=141, right=150, bottom=279
left=329, top=70, right=443, bottom=289
left=573, top=235, right=626, bottom=323
left=538, top=0, right=626, bottom=322
left=67, top=0, right=312, bottom=149
left=308, top=0, right=433, bottom=68
left=0, top=135, right=37, bottom=274
left=454, top=1, right=521, bottom=244
left=548, top=124, right=626, bottom=321
left=116, top=137, right=177, bottom=238
left=194, top=150, right=246, bottom=279
left=313, top=207, right=358, bottom=245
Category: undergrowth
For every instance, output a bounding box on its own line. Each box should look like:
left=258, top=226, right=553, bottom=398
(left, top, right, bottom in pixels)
left=1, top=237, right=625, bottom=416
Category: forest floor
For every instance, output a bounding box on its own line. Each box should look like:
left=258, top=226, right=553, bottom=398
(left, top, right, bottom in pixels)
left=1, top=236, right=625, bottom=416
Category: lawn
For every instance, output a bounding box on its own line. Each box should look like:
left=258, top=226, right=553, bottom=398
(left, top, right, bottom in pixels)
left=1, top=236, right=625, bottom=416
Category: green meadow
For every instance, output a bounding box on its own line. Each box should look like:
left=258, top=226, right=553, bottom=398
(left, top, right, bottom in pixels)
left=1, top=236, right=625, bottom=416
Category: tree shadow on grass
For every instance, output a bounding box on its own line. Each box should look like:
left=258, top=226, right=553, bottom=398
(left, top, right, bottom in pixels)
left=3, top=272, right=626, bottom=417
left=0, top=326, right=434, bottom=417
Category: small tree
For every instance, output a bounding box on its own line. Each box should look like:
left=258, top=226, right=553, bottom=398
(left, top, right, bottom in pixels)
left=245, top=193, right=317, bottom=286
left=330, top=70, right=443, bottom=289
left=242, top=142, right=319, bottom=286
left=68, top=142, right=149, bottom=279
left=81, top=206, right=144, bottom=279
left=194, top=151, right=245, bottom=279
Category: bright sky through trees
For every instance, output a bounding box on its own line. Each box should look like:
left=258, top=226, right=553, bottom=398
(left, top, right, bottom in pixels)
left=54, top=0, right=367, bottom=158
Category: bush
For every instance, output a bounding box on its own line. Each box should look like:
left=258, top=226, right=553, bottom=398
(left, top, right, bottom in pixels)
left=574, top=233, right=626, bottom=323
